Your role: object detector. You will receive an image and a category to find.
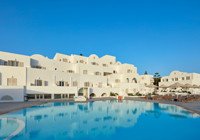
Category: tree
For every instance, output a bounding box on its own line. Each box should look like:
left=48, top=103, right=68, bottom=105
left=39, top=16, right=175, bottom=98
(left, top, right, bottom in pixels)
left=80, top=54, right=83, bottom=56
left=154, top=72, right=161, bottom=86
left=144, top=71, right=148, bottom=75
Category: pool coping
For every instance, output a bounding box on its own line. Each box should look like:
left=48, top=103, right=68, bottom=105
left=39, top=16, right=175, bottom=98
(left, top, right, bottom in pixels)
left=0, top=97, right=200, bottom=117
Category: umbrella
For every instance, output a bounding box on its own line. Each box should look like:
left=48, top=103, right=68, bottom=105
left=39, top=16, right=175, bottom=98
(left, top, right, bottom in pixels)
left=169, top=82, right=184, bottom=88
left=182, top=83, right=193, bottom=88
left=192, top=84, right=199, bottom=88
left=159, top=84, right=167, bottom=88
left=146, top=83, right=157, bottom=88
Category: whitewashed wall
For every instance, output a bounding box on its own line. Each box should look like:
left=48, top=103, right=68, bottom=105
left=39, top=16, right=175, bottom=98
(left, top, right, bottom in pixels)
left=0, top=86, right=24, bottom=102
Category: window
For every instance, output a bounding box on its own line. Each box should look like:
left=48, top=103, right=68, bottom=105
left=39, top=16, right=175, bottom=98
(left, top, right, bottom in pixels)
left=7, top=77, right=17, bottom=86
left=83, top=70, right=88, bottom=74
left=166, top=79, right=168, bottom=82
left=80, top=60, right=84, bottom=63
left=73, top=81, right=78, bottom=86
left=57, top=81, right=69, bottom=86
left=67, top=70, right=74, bottom=73
left=35, top=79, right=43, bottom=86
left=182, top=77, right=185, bottom=80
left=8, top=60, right=23, bottom=67
left=63, top=58, right=68, bottom=62
left=115, top=79, right=120, bottom=83
left=94, top=72, right=101, bottom=76
left=127, top=69, right=132, bottom=73
left=132, top=78, right=137, bottom=83
left=102, top=64, right=108, bottom=67
left=175, top=78, right=178, bottom=81
left=113, top=70, right=117, bottom=74
left=69, top=94, right=75, bottom=98
left=91, top=62, right=98, bottom=65
left=98, top=82, right=102, bottom=88
left=186, top=76, right=190, bottom=80
left=84, top=82, right=89, bottom=87
left=32, top=65, right=46, bottom=70
left=84, top=82, right=93, bottom=87
left=58, top=81, right=64, bottom=86
left=172, top=78, right=174, bottom=81
left=126, top=78, right=129, bottom=83
left=110, top=62, right=113, bottom=64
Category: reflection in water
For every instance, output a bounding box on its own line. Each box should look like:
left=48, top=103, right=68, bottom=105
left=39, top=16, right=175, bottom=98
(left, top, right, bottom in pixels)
left=0, top=100, right=198, bottom=140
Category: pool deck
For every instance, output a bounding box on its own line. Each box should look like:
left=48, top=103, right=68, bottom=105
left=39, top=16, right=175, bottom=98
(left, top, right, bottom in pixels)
left=1, top=97, right=200, bottom=116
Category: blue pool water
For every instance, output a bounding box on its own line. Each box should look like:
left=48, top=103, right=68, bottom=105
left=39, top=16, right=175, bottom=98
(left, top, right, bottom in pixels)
left=0, top=100, right=200, bottom=140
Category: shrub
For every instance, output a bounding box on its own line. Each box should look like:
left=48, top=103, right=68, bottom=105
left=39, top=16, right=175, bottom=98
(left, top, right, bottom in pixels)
left=152, top=92, right=158, bottom=95
left=110, top=92, right=116, bottom=96
left=136, top=92, right=142, bottom=96
left=127, top=93, right=134, bottom=96
left=110, top=92, right=119, bottom=96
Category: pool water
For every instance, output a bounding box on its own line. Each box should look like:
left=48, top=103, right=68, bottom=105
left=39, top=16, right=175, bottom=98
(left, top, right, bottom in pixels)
left=0, top=100, right=200, bottom=140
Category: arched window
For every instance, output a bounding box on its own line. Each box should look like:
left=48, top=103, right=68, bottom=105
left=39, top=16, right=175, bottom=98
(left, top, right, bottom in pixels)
left=90, top=93, right=96, bottom=97
left=126, top=78, right=129, bottom=83
left=132, top=78, right=137, bottom=83
left=101, top=93, right=107, bottom=97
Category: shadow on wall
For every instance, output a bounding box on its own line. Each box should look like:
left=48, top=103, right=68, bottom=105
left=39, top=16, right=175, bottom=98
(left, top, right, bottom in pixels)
left=0, top=88, right=24, bottom=102
left=1, top=95, right=13, bottom=100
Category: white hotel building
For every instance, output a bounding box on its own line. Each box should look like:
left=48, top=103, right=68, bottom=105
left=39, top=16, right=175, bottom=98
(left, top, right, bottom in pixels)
left=159, top=71, right=200, bottom=94
left=0, top=51, right=154, bottom=102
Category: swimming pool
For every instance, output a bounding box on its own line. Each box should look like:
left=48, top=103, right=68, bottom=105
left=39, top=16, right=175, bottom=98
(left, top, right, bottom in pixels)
left=0, top=100, right=200, bottom=140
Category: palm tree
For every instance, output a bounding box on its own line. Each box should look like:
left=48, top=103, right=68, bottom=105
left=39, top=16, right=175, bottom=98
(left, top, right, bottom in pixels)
left=154, top=72, right=161, bottom=86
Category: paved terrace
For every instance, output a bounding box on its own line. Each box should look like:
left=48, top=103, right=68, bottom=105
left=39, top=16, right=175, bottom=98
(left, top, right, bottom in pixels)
left=0, top=97, right=200, bottom=116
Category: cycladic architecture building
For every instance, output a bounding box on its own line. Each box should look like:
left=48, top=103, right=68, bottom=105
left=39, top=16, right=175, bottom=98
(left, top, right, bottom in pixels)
left=159, top=71, right=200, bottom=94
left=0, top=51, right=154, bottom=102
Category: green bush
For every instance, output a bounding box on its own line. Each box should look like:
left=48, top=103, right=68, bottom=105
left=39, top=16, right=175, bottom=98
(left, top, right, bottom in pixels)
left=110, top=92, right=116, bottom=96
left=152, top=92, right=158, bottom=95
left=136, top=92, right=142, bottom=96
left=127, top=93, right=134, bottom=96
left=110, top=92, right=119, bottom=96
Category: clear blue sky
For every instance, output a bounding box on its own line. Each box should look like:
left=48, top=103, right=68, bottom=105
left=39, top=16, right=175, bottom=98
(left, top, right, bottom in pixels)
left=0, top=0, right=200, bottom=76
